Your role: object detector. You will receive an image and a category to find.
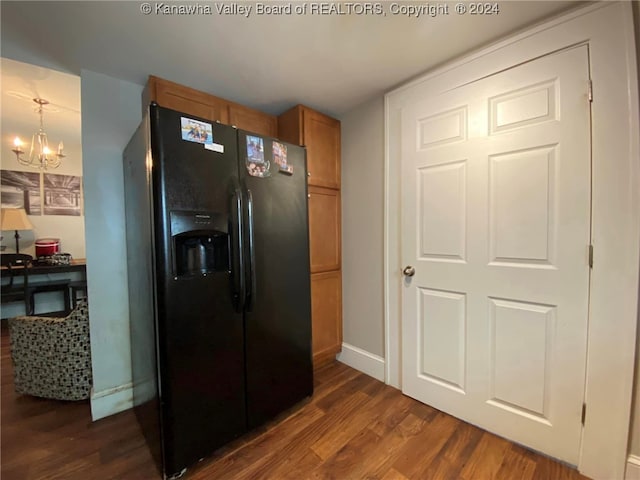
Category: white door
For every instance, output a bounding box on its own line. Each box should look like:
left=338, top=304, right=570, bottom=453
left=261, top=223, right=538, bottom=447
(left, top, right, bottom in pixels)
left=401, top=45, right=591, bottom=464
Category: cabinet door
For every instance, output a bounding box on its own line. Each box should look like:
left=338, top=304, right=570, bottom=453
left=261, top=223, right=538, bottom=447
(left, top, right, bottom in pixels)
left=155, top=80, right=229, bottom=123
left=302, top=109, right=341, bottom=189
left=311, top=270, right=342, bottom=366
left=308, top=186, right=341, bottom=273
left=229, top=104, right=277, bottom=137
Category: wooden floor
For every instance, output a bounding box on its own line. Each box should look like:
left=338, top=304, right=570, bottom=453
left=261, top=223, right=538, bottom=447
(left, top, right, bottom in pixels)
left=1, top=325, right=589, bottom=480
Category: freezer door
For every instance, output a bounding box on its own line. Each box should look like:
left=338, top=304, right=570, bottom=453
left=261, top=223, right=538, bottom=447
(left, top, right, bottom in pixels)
left=150, top=105, right=247, bottom=476
left=238, top=131, right=313, bottom=428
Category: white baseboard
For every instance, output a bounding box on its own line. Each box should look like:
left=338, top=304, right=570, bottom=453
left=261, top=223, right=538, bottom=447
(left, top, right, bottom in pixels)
left=626, top=455, right=640, bottom=480
left=90, top=382, right=133, bottom=421
left=337, top=342, right=385, bottom=382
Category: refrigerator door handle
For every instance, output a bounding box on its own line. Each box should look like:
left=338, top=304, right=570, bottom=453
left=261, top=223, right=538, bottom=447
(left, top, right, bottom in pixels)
left=246, top=188, right=257, bottom=311
left=232, top=186, right=245, bottom=313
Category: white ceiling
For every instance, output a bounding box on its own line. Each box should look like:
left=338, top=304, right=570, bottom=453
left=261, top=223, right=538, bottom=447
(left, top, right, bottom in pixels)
left=1, top=57, right=81, bottom=154
left=1, top=1, right=584, bottom=118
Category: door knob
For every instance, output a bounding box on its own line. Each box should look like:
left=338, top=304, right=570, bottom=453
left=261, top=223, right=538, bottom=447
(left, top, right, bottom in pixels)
left=403, top=266, right=415, bottom=277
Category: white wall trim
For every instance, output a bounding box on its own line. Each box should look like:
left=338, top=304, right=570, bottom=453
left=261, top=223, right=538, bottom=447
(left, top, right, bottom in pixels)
left=90, top=382, right=133, bottom=421
left=337, top=342, right=385, bottom=382
left=383, top=92, right=401, bottom=389
left=626, top=455, right=640, bottom=480
left=384, top=3, right=639, bottom=480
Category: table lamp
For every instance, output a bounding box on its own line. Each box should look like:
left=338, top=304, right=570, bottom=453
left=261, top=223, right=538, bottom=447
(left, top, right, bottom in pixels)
left=1, top=208, right=34, bottom=254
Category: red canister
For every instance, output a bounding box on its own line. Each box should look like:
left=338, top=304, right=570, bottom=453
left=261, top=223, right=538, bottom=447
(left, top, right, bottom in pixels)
left=35, top=238, right=60, bottom=257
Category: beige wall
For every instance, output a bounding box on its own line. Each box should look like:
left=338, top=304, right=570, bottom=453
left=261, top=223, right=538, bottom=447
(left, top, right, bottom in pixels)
left=340, top=96, right=385, bottom=357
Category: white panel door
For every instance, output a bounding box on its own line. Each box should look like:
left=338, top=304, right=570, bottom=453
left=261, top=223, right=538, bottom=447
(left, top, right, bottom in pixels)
left=401, top=45, right=591, bottom=464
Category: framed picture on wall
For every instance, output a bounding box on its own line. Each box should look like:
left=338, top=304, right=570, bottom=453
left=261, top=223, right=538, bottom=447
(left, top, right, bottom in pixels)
left=0, top=169, right=42, bottom=215
left=43, top=173, right=82, bottom=216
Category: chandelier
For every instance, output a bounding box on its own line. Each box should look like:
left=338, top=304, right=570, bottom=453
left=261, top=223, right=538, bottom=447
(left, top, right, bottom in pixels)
left=11, top=98, right=65, bottom=170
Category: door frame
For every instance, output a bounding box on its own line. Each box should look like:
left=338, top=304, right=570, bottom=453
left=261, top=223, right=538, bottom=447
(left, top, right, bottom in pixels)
left=383, top=3, right=639, bottom=480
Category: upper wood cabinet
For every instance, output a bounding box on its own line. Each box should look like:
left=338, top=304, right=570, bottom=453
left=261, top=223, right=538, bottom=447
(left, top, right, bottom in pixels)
left=228, top=104, right=277, bottom=137
left=144, top=76, right=230, bottom=124
left=143, top=76, right=278, bottom=137
left=277, top=105, right=341, bottom=189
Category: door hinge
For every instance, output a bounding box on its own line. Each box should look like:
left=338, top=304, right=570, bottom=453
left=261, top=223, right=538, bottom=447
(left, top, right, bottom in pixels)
left=581, top=403, right=587, bottom=425
left=588, top=244, right=593, bottom=269
left=588, top=80, right=593, bottom=102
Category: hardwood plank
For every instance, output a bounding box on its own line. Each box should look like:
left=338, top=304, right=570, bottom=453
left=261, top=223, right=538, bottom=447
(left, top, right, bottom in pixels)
left=353, top=413, right=427, bottom=479
left=407, top=400, right=439, bottom=423
left=309, top=427, right=382, bottom=480
left=314, top=371, right=373, bottom=411
left=254, top=447, right=323, bottom=480
left=391, top=412, right=459, bottom=478
left=418, top=421, right=485, bottom=480
left=533, top=454, right=589, bottom=480
left=314, top=359, right=350, bottom=384
left=380, top=468, right=411, bottom=480
left=460, top=431, right=511, bottom=480
left=310, top=382, right=392, bottom=460
left=368, top=393, right=415, bottom=437
left=313, top=360, right=361, bottom=402
left=442, top=421, right=485, bottom=465
left=418, top=457, right=460, bottom=480
left=494, top=445, right=538, bottom=480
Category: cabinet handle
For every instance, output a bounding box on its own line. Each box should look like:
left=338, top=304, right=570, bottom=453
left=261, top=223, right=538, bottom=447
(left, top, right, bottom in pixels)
left=307, top=172, right=311, bottom=177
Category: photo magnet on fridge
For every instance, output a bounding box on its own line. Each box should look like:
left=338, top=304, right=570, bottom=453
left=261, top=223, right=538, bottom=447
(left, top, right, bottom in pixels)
left=246, top=135, right=270, bottom=177
left=246, top=135, right=264, bottom=163
left=273, top=141, right=293, bottom=175
left=180, top=117, right=214, bottom=145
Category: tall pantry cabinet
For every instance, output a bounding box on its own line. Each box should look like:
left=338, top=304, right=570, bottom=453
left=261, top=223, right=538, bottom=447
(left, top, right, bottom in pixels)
left=278, top=106, right=342, bottom=367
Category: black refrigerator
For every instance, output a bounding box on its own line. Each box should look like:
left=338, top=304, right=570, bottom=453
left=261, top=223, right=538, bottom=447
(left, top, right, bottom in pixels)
left=123, top=104, right=313, bottom=479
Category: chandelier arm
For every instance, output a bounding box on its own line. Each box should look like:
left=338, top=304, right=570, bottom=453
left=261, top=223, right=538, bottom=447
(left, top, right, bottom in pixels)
left=10, top=98, right=65, bottom=170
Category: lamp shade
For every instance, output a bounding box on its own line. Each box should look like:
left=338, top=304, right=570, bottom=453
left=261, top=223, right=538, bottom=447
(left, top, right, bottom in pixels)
left=1, top=208, right=34, bottom=231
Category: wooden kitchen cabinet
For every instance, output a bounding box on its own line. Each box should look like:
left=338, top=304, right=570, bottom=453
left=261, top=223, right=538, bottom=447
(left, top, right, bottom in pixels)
left=144, top=76, right=230, bottom=123
left=308, top=186, right=341, bottom=273
left=228, top=104, right=278, bottom=137
left=143, top=76, right=278, bottom=137
left=277, top=105, right=341, bottom=189
left=311, top=271, right=342, bottom=367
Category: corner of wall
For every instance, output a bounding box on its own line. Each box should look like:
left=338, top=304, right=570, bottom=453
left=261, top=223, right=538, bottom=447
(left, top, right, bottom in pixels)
left=337, top=343, right=386, bottom=382
left=90, top=383, right=134, bottom=421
